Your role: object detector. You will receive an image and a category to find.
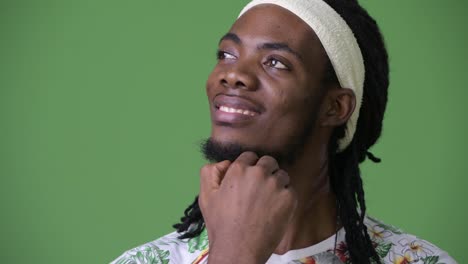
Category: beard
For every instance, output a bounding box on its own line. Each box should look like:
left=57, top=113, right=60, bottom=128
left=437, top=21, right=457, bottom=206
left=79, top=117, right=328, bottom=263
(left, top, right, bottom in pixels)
left=201, top=98, right=322, bottom=167
left=201, top=137, right=290, bottom=164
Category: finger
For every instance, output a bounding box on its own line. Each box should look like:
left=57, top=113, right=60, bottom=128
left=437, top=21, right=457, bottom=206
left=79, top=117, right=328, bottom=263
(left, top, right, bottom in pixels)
left=273, top=169, right=290, bottom=188
left=255, top=155, right=280, bottom=174
left=234, top=151, right=259, bottom=166
left=212, top=160, right=231, bottom=184
left=199, top=164, right=211, bottom=214
left=200, top=160, right=231, bottom=193
left=199, top=161, right=231, bottom=211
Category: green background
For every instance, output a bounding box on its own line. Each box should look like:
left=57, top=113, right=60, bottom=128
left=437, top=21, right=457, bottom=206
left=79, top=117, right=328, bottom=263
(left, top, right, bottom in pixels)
left=1, top=0, right=466, bottom=263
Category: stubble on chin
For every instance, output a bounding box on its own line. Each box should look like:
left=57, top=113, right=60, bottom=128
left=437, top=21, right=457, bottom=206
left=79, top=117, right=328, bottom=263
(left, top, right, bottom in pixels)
left=200, top=137, right=298, bottom=166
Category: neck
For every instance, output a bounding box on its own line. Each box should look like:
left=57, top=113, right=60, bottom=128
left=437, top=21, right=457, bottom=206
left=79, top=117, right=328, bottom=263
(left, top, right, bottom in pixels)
left=274, top=136, right=338, bottom=254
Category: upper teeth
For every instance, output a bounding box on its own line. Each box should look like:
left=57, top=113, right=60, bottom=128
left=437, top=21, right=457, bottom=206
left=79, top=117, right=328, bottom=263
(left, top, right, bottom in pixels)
left=219, top=106, right=256, bottom=116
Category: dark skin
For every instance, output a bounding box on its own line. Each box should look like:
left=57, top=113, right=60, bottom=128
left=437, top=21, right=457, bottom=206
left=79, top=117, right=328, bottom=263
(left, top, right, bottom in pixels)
left=199, top=5, right=356, bottom=264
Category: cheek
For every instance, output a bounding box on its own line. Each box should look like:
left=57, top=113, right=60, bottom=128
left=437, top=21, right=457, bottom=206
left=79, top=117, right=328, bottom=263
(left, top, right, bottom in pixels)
left=206, top=66, right=221, bottom=93
left=270, top=87, right=313, bottom=122
left=271, top=104, right=311, bottom=133
left=262, top=87, right=320, bottom=142
left=258, top=98, right=306, bottom=142
left=265, top=72, right=313, bottom=112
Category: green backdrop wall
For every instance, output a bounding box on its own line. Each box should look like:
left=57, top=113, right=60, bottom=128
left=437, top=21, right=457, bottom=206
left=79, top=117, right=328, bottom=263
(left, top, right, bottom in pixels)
left=1, top=0, right=466, bottom=263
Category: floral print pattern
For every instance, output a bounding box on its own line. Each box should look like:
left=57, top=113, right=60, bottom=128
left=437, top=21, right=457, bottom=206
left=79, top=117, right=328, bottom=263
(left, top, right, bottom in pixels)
left=110, top=216, right=456, bottom=264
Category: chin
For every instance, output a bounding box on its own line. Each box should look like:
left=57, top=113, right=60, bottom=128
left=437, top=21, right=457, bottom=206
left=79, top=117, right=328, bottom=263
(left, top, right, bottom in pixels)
left=211, top=134, right=264, bottom=151
left=202, top=136, right=292, bottom=165
left=211, top=129, right=255, bottom=145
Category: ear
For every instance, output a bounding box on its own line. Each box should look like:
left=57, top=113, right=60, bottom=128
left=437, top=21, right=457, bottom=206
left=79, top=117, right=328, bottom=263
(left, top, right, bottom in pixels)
left=320, top=87, right=356, bottom=127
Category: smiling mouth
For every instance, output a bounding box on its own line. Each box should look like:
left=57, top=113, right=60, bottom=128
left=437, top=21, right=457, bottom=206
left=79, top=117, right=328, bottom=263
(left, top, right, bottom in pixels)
left=217, top=105, right=258, bottom=116
left=212, top=94, right=263, bottom=125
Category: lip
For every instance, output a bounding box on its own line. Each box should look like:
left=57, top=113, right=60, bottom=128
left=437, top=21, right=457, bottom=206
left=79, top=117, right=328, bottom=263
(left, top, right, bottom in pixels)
left=212, top=94, right=264, bottom=125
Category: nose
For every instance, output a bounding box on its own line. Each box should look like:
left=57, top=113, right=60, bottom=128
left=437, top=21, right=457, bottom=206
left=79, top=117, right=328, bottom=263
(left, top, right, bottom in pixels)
left=220, top=62, right=258, bottom=91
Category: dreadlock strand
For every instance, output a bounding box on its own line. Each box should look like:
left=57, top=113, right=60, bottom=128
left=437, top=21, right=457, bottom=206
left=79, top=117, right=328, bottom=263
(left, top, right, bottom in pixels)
left=173, top=196, right=204, bottom=239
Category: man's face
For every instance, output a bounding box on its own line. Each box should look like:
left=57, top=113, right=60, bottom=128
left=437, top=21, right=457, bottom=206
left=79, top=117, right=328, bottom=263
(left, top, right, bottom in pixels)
left=205, top=4, right=330, bottom=161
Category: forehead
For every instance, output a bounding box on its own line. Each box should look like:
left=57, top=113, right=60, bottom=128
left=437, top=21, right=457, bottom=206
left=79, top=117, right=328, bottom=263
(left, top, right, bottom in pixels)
left=229, top=4, right=327, bottom=68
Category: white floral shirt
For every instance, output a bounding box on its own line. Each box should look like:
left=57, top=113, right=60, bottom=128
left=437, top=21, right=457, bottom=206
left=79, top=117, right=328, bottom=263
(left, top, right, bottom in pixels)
left=110, top=216, right=457, bottom=264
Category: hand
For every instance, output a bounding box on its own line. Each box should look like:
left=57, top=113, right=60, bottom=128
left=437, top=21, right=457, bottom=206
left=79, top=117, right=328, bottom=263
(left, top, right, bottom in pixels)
left=199, top=152, right=298, bottom=264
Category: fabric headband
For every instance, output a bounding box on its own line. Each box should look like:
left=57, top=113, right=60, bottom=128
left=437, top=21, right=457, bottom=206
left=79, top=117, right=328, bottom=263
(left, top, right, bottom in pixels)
left=238, top=0, right=365, bottom=151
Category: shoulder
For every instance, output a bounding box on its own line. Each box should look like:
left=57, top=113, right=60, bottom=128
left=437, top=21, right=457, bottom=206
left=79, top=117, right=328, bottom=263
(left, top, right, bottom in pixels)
left=364, top=216, right=457, bottom=264
left=110, top=229, right=209, bottom=264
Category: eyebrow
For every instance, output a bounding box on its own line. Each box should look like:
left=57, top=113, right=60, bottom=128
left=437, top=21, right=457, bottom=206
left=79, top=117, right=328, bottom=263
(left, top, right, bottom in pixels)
left=259, top=42, right=303, bottom=61
left=219, top=33, right=242, bottom=45
left=219, top=32, right=303, bottom=62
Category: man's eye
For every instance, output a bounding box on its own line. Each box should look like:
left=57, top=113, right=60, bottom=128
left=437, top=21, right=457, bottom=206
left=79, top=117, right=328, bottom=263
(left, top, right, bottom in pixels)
left=265, top=58, right=289, bottom=70
left=216, top=50, right=236, bottom=60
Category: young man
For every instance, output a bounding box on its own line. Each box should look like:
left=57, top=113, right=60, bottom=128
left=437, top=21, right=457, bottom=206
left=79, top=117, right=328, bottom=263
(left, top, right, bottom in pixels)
left=111, top=0, right=457, bottom=263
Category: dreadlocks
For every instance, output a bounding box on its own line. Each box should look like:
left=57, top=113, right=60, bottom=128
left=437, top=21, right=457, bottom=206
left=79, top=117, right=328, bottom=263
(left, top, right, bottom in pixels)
left=325, top=1, right=389, bottom=263
left=173, top=0, right=389, bottom=263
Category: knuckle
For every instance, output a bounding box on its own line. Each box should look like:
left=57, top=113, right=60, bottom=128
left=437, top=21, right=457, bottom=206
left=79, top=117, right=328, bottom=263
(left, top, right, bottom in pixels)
left=239, top=151, right=258, bottom=161
left=255, top=162, right=270, bottom=172
left=261, top=155, right=277, bottom=164
left=274, top=170, right=289, bottom=186
left=258, top=155, right=279, bottom=172
left=200, top=164, right=211, bottom=177
left=243, top=151, right=258, bottom=158
left=229, top=162, right=244, bottom=172
left=277, top=169, right=288, bottom=176
left=249, top=165, right=267, bottom=177
left=265, top=175, right=278, bottom=187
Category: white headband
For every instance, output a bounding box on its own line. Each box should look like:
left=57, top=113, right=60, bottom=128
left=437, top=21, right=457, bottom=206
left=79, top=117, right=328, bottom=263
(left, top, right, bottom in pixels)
left=239, top=0, right=365, bottom=151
